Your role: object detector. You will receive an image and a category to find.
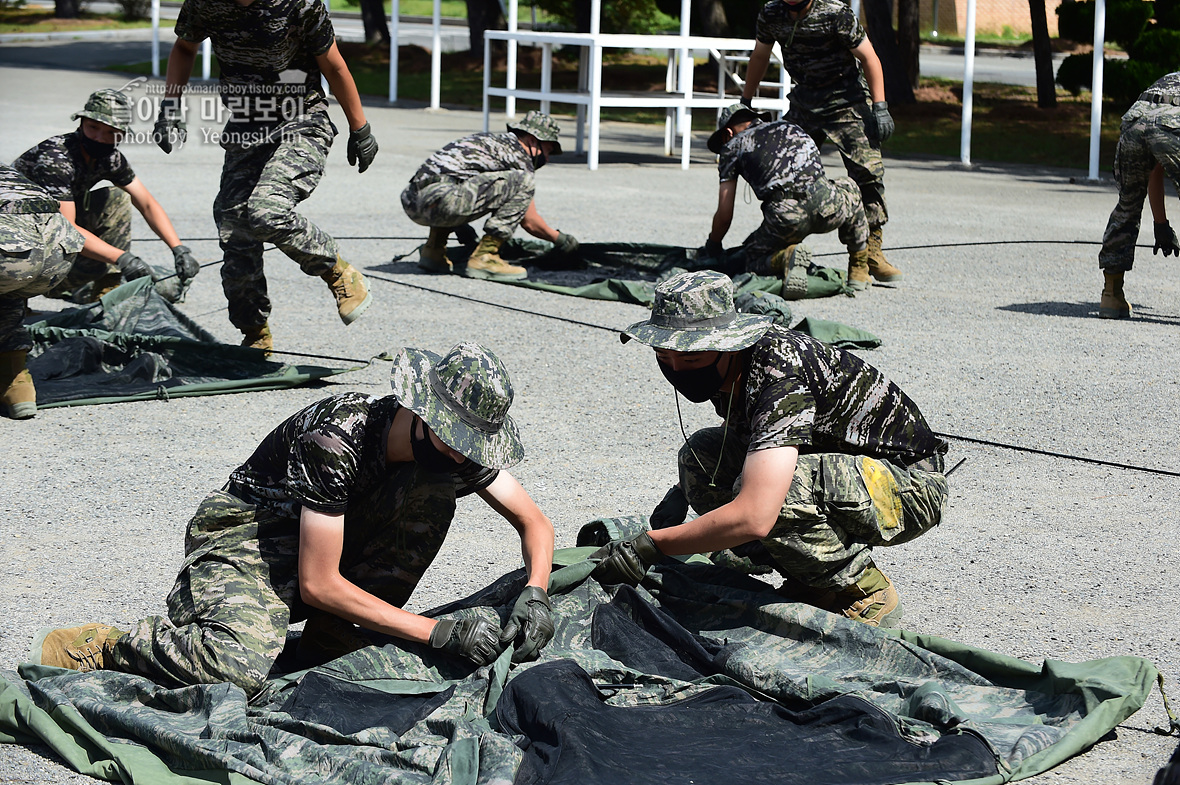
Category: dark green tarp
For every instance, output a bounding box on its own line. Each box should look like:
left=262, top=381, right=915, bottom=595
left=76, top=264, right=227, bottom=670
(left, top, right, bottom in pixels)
left=0, top=537, right=1159, bottom=785
left=26, top=278, right=356, bottom=407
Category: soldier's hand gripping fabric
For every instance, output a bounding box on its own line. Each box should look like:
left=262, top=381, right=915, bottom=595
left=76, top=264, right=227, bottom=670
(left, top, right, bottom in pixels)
left=347, top=123, right=379, bottom=173
left=153, top=98, right=187, bottom=154
left=429, top=617, right=504, bottom=666
left=591, top=531, right=663, bottom=586
left=173, top=244, right=201, bottom=281
left=1154, top=221, right=1179, bottom=257
left=554, top=231, right=579, bottom=256
left=871, top=102, right=894, bottom=143
left=499, top=585, right=555, bottom=662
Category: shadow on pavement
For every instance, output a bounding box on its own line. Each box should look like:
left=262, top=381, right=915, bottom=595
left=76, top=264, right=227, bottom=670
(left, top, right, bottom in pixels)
left=999, top=300, right=1180, bottom=325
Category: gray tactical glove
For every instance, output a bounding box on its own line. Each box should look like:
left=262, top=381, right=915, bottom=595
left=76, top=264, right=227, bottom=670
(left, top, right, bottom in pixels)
left=429, top=617, right=503, bottom=666
left=347, top=122, right=379, bottom=173
left=871, top=101, right=894, bottom=143
left=172, top=245, right=200, bottom=281
left=649, top=485, right=689, bottom=530
left=115, top=251, right=152, bottom=280
left=499, top=585, right=555, bottom=662
left=1153, top=221, right=1179, bottom=257
left=590, top=531, right=663, bottom=586
left=116, top=251, right=188, bottom=303
left=154, top=98, right=187, bottom=154
left=554, top=231, right=579, bottom=255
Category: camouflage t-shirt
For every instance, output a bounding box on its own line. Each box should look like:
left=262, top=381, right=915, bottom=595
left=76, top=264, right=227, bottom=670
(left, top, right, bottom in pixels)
left=755, top=0, right=867, bottom=97
left=412, top=132, right=534, bottom=183
left=227, top=392, right=499, bottom=518
left=174, top=0, right=336, bottom=123
left=0, top=164, right=59, bottom=215
left=715, top=325, right=946, bottom=464
left=1144, top=71, right=1180, bottom=99
left=717, top=120, right=826, bottom=198
left=12, top=132, right=136, bottom=205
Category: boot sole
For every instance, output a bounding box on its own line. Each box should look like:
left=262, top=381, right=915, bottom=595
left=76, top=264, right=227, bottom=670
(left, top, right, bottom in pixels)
left=876, top=598, right=904, bottom=629
left=417, top=261, right=453, bottom=274
left=871, top=272, right=903, bottom=282
left=463, top=268, right=528, bottom=282
left=782, top=266, right=809, bottom=300
left=1098, top=307, right=1131, bottom=319
left=6, top=400, right=36, bottom=419
left=339, top=292, right=373, bottom=325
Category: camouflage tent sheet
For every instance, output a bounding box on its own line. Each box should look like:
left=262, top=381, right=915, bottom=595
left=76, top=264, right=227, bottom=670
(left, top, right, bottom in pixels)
left=26, top=278, right=354, bottom=407
left=0, top=537, right=1158, bottom=785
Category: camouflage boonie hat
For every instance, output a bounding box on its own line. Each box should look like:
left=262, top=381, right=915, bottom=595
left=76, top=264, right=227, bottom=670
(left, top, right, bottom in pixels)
left=707, top=103, right=772, bottom=154
left=621, top=270, right=773, bottom=352
left=507, top=110, right=563, bottom=155
left=72, top=89, right=134, bottom=134
left=389, top=342, right=524, bottom=469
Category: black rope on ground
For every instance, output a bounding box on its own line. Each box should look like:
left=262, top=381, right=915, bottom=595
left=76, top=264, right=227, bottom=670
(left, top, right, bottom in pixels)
left=936, top=432, right=1180, bottom=478
left=810, top=238, right=1161, bottom=258
left=131, top=236, right=425, bottom=243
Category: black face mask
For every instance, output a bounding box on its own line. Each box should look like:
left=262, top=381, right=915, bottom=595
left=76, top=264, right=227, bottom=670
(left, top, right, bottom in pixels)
left=532, top=150, right=548, bottom=170
left=77, top=127, right=116, bottom=159
left=659, top=353, right=726, bottom=403
left=411, top=418, right=468, bottom=474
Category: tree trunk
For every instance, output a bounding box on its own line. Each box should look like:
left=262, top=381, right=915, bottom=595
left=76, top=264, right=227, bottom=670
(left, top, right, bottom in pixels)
left=466, top=0, right=506, bottom=59
left=692, top=0, right=730, bottom=36
left=861, top=0, right=915, bottom=103
left=55, top=0, right=81, bottom=19
left=1028, top=0, right=1057, bottom=107
left=896, top=0, right=920, bottom=90
left=359, top=0, right=390, bottom=45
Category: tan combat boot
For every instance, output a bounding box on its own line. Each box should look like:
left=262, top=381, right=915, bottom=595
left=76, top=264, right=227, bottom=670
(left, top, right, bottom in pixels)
left=866, top=227, right=903, bottom=282
left=31, top=623, right=127, bottom=671
left=769, top=243, right=809, bottom=300
left=321, top=257, right=373, bottom=325
left=1, top=350, right=36, bottom=419
left=419, top=227, right=453, bottom=274
left=241, top=322, right=274, bottom=355
left=847, top=247, right=871, bottom=292
left=465, top=235, right=528, bottom=281
left=830, top=566, right=902, bottom=628
left=1099, top=270, right=1132, bottom=319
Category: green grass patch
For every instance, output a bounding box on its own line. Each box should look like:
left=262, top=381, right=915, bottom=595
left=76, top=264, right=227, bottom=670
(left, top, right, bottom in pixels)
left=0, top=5, right=153, bottom=33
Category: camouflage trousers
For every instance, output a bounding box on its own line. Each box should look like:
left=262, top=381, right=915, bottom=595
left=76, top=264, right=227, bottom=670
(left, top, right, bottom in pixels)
left=0, top=211, right=83, bottom=351
left=109, top=463, right=458, bottom=695
left=679, top=426, right=947, bottom=590
left=744, top=177, right=869, bottom=275
left=1098, top=100, right=1180, bottom=271
left=47, top=186, right=132, bottom=297
left=213, top=112, right=340, bottom=331
left=400, top=170, right=535, bottom=242
left=787, top=98, right=888, bottom=229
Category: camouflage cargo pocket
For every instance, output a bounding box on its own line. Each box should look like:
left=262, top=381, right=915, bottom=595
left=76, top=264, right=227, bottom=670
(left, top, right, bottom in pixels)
left=820, top=455, right=909, bottom=546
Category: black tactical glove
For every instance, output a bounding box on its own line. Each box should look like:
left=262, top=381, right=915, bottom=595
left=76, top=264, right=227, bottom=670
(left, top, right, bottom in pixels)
left=697, top=238, right=724, bottom=259
left=154, top=98, right=187, bottom=154
left=649, top=484, right=689, bottom=530
left=172, top=244, right=200, bottom=281
left=429, top=617, right=503, bottom=666
left=739, top=95, right=753, bottom=109
left=1153, top=221, right=1179, bottom=257
left=347, top=122, right=379, bottom=173
left=554, top=231, right=579, bottom=255
left=871, top=101, right=894, bottom=143
left=115, top=251, right=152, bottom=280
left=590, top=531, right=663, bottom=586
left=499, top=585, right=555, bottom=662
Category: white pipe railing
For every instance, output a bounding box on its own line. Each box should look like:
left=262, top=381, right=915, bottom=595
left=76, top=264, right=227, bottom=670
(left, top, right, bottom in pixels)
left=1088, top=0, right=1106, bottom=180
left=959, top=0, right=977, bottom=165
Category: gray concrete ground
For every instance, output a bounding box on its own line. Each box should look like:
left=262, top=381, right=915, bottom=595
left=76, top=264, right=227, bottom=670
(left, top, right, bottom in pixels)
left=1, top=58, right=1178, bottom=785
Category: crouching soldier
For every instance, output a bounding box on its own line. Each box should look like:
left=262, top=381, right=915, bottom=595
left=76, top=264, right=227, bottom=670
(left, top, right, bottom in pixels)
left=401, top=110, right=578, bottom=281
left=33, top=343, right=557, bottom=692
left=0, top=164, right=85, bottom=419
left=595, top=271, right=948, bottom=627
left=13, top=89, right=201, bottom=303
left=703, top=103, right=872, bottom=295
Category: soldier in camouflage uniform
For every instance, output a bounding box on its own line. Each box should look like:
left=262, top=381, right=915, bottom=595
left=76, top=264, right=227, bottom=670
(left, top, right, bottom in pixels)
left=0, top=165, right=85, bottom=419
left=33, top=343, right=557, bottom=693
left=1097, top=71, right=1180, bottom=319
left=154, top=0, right=380, bottom=351
left=593, top=270, right=948, bottom=627
left=704, top=103, right=871, bottom=295
left=401, top=110, right=579, bottom=281
left=13, top=89, right=201, bottom=304
left=741, top=0, right=903, bottom=285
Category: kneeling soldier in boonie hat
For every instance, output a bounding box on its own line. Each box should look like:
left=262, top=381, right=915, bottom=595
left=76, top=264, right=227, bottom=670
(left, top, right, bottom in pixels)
left=32, top=342, right=557, bottom=692
left=401, top=110, right=579, bottom=281
left=593, top=270, right=949, bottom=628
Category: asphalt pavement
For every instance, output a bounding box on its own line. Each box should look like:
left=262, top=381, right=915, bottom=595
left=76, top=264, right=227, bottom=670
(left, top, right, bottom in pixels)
left=0, top=47, right=1177, bottom=785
